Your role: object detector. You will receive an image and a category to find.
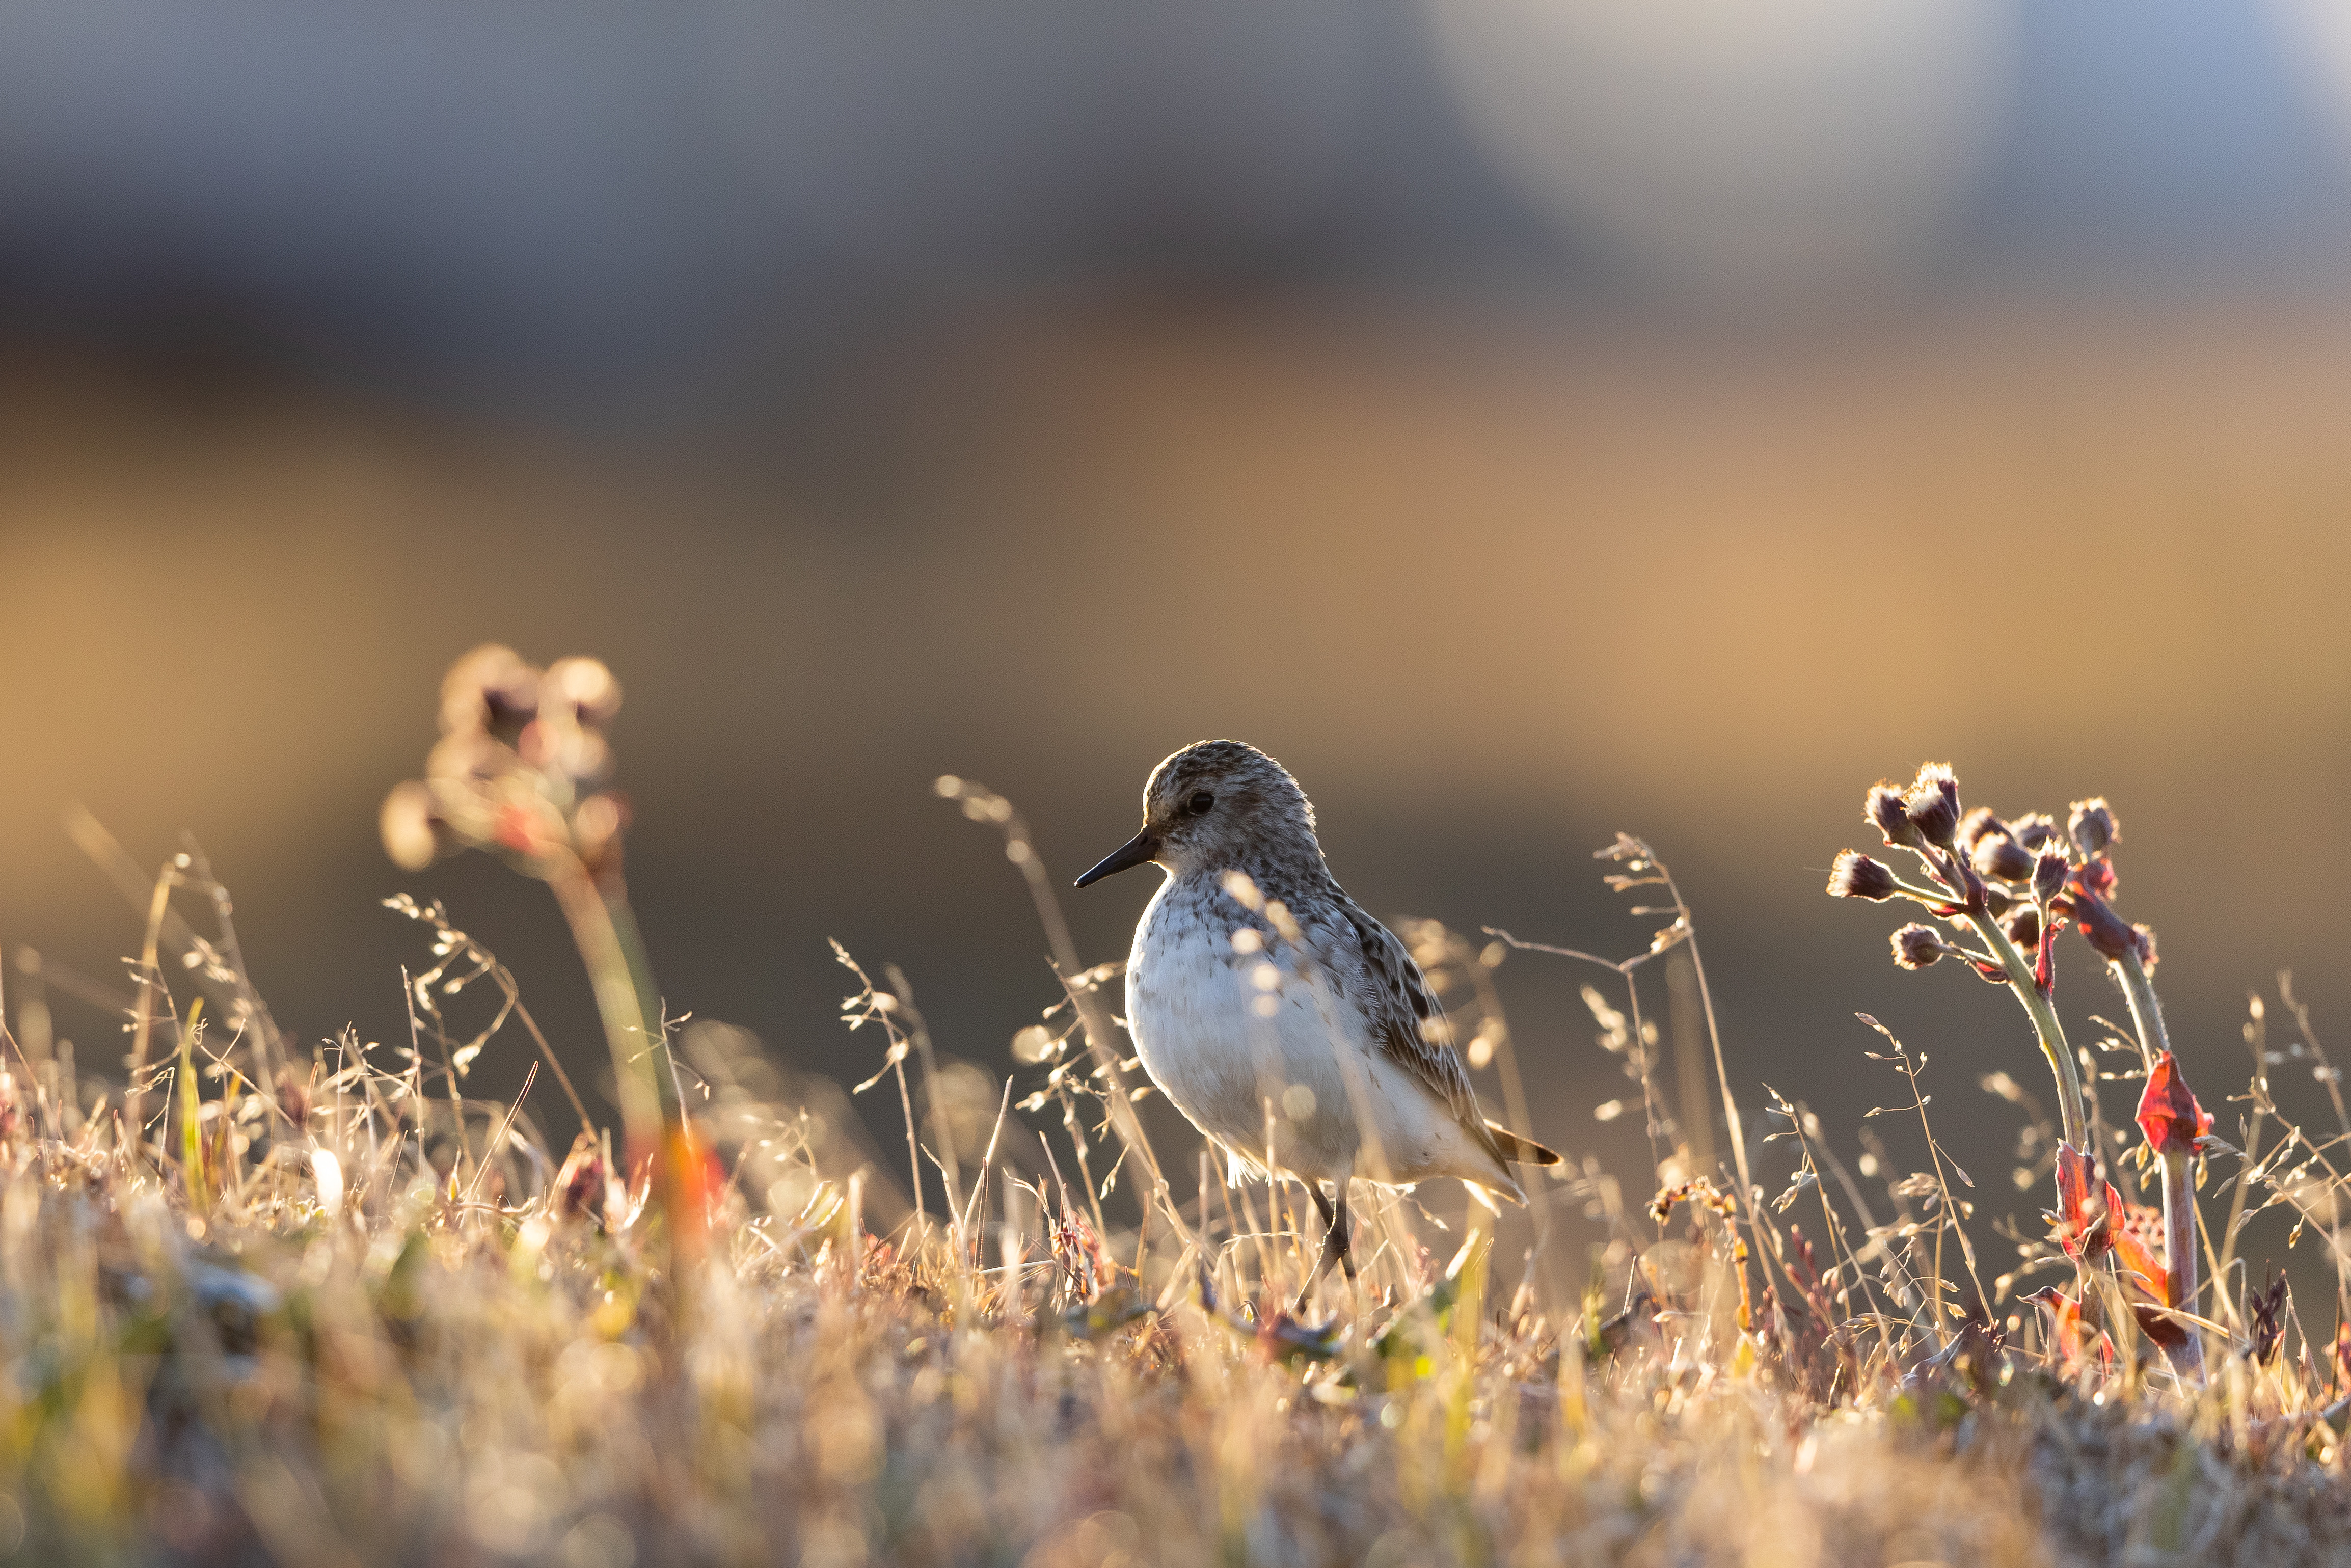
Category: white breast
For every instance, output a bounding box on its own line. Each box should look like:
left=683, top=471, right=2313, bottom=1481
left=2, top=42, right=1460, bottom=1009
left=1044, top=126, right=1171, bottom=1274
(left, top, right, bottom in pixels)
left=1123, top=876, right=1507, bottom=1191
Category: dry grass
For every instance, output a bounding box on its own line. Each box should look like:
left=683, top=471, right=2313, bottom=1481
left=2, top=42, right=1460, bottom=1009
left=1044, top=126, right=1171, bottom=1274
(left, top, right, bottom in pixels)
left=5, top=669, right=2351, bottom=1565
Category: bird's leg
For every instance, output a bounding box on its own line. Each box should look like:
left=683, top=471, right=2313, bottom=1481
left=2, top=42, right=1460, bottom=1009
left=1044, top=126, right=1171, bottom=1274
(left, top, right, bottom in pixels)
left=1293, top=1181, right=1354, bottom=1314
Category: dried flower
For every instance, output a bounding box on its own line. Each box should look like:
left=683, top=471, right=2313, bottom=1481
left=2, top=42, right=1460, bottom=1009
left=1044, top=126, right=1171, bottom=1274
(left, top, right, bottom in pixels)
left=1864, top=784, right=1920, bottom=849
left=2068, top=798, right=2117, bottom=857
left=1956, top=807, right=2005, bottom=851
left=2007, top=813, right=2059, bottom=852
left=2031, top=850, right=2068, bottom=903
left=546, top=655, right=623, bottom=726
left=380, top=780, right=453, bottom=873
left=1971, top=834, right=2033, bottom=884
left=440, top=642, right=538, bottom=739
left=385, top=648, right=633, bottom=885
left=1827, top=851, right=1898, bottom=901
left=1901, top=764, right=1961, bottom=849
left=2135, top=1050, right=2212, bottom=1159
left=1890, top=924, right=1947, bottom=969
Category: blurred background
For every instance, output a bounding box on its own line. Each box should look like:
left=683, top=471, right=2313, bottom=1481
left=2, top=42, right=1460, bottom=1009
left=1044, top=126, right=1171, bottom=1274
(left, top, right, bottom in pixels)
left=6, top=0, right=2351, bottom=1284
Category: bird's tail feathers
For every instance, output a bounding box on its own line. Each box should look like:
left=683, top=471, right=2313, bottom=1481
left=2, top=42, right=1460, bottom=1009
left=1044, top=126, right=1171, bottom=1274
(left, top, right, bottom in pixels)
left=1484, top=1121, right=1562, bottom=1167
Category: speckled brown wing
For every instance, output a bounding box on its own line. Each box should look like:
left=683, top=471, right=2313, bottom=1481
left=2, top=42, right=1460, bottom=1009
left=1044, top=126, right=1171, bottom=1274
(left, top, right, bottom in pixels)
left=1326, top=898, right=1561, bottom=1170
left=1328, top=900, right=1479, bottom=1120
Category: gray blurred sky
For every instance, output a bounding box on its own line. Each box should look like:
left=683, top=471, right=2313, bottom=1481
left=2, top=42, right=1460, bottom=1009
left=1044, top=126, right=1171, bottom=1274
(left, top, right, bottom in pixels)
left=4, top=0, right=2351, bottom=408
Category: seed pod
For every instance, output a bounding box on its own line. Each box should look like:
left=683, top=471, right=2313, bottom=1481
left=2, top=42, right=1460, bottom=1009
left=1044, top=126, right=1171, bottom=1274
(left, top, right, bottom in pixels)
left=2032, top=849, right=2068, bottom=903
left=380, top=780, right=453, bottom=872
left=2068, top=798, right=2118, bottom=857
left=546, top=656, right=624, bottom=726
left=2007, top=813, right=2059, bottom=852
left=1890, top=924, right=1947, bottom=969
left=1827, top=851, right=1899, bottom=901
left=1972, top=834, right=2034, bottom=883
left=1866, top=785, right=1921, bottom=849
left=439, top=642, right=538, bottom=738
left=1902, top=764, right=1962, bottom=849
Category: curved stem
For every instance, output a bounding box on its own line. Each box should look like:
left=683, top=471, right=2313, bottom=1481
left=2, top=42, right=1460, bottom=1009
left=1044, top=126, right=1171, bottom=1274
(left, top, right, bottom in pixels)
left=1957, top=908, right=2087, bottom=1151
left=548, top=862, right=667, bottom=1163
left=2114, top=952, right=2171, bottom=1060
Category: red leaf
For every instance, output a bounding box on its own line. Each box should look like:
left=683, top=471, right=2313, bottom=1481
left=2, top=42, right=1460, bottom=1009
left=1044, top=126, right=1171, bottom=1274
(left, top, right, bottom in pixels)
left=2048, top=1143, right=2120, bottom=1262
left=2110, top=1205, right=2172, bottom=1308
left=2025, top=1287, right=2096, bottom=1366
left=2136, top=1050, right=2213, bottom=1160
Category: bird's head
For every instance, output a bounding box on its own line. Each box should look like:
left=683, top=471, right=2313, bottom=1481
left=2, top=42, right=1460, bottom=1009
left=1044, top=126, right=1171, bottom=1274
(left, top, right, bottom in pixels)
left=1074, top=739, right=1318, bottom=888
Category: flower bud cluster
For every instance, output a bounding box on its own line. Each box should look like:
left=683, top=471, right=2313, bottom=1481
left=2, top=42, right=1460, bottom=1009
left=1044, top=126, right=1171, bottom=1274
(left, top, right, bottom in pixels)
left=381, top=644, right=631, bottom=883
left=1831, top=764, right=2206, bottom=1367
left=1830, top=761, right=2084, bottom=992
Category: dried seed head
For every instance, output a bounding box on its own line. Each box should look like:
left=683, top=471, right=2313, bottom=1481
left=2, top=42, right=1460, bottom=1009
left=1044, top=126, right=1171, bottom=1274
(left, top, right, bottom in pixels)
left=2068, top=798, right=2118, bottom=857
left=1890, top=923, right=1947, bottom=970
left=1865, top=784, right=1920, bottom=849
left=2007, top=813, right=2059, bottom=852
left=1971, top=834, right=2034, bottom=884
left=2000, top=903, right=2042, bottom=950
left=1827, top=851, right=1899, bottom=901
left=424, top=730, right=500, bottom=787
left=2031, top=849, right=2068, bottom=903
left=1902, top=764, right=1962, bottom=849
left=545, top=656, right=623, bottom=726
left=380, top=780, right=453, bottom=872
left=1956, top=807, right=2005, bottom=851
left=440, top=642, right=538, bottom=738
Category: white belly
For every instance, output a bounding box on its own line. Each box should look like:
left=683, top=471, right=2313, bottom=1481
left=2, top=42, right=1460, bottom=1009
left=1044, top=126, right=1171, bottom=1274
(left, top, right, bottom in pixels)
left=1123, top=879, right=1504, bottom=1191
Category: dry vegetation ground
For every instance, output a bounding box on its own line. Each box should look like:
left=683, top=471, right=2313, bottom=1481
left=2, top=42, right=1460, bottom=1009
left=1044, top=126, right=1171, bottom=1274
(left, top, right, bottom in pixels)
left=7, top=657, right=2351, bottom=1566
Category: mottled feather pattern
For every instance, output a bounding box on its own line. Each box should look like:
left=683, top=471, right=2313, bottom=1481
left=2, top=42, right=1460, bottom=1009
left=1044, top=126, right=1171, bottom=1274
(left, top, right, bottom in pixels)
left=1332, top=904, right=1479, bottom=1129
left=1198, top=840, right=1481, bottom=1143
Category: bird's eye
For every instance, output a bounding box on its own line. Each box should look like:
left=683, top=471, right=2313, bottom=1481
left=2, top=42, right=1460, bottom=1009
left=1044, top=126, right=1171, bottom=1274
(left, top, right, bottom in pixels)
left=1186, top=791, right=1214, bottom=816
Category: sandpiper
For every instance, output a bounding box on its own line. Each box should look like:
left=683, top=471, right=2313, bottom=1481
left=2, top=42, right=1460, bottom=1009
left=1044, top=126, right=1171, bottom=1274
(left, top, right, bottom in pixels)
left=1075, top=739, right=1559, bottom=1309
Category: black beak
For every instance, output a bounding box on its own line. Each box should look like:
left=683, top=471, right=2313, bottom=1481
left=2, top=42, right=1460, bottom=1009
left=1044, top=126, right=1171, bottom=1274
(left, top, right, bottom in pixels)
left=1074, top=826, right=1160, bottom=888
